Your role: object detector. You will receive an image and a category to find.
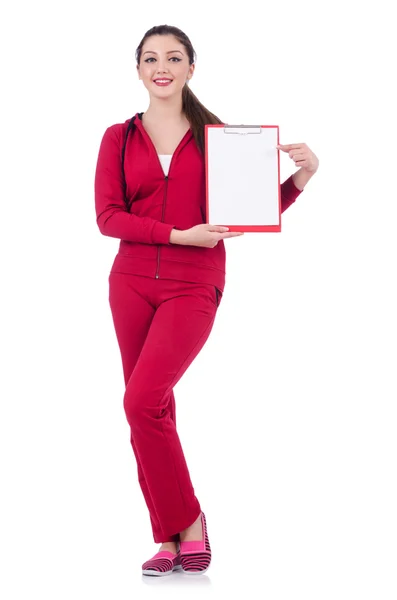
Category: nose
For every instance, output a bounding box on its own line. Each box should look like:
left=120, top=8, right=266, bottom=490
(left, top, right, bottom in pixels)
left=156, top=59, right=170, bottom=74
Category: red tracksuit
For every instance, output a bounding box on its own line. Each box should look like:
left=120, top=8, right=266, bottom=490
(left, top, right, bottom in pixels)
left=94, top=111, right=303, bottom=542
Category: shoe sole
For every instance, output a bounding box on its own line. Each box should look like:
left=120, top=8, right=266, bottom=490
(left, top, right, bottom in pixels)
left=142, top=564, right=182, bottom=576
left=181, top=566, right=209, bottom=575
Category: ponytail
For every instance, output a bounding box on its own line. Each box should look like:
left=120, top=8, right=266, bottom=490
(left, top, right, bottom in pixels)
left=182, top=83, right=223, bottom=154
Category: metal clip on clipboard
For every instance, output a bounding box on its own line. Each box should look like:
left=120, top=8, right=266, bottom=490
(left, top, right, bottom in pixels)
left=223, top=124, right=262, bottom=135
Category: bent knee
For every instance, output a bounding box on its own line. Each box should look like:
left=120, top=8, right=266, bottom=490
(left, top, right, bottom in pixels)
left=123, top=388, right=164, bottom=424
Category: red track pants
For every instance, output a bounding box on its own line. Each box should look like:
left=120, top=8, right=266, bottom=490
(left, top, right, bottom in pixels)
left=108, top=271, right=222, bottom=543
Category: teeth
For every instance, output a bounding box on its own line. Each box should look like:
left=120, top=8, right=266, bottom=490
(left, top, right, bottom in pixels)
left=155, top=79, right=171, bottom=83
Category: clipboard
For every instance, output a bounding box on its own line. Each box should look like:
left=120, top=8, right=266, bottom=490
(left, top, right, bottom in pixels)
left=205, top=123, right=281, bottom=232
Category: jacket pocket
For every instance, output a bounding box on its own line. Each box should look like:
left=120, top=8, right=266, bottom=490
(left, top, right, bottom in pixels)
left=214, top=286, right=222, bottom=307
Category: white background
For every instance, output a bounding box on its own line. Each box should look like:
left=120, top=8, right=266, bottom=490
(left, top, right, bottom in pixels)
left=1, top=1, right=396, bottom=598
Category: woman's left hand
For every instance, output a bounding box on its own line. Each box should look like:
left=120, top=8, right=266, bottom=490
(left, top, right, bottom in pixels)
left=276, top=143, right=319, bottom=173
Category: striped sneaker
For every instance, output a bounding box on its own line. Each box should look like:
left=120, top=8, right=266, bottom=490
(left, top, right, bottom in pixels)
left=180, top=511, right=211, bottom=574
left=142, top=548, right=182, bottom=576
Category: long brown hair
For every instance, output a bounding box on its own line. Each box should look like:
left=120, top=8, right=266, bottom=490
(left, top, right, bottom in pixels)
left=135, top=25, right=223, bottom=155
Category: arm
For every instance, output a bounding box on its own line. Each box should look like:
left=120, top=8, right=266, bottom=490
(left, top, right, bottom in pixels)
left=292, top=166, right=316, bottom=192
left=280, top=173, right=304, bottom=213
left=94, top=126, right=176, bottom=244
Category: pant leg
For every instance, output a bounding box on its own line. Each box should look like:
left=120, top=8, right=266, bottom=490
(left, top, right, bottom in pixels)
left=108, top=272, right=179, bottom=542
left=123, top=278, right=218, bottom=542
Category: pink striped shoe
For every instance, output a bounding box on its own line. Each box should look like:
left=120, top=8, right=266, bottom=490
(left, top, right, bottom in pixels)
left=180, top=511, right=211, bottom=575
left=142, top=547, right=182, bottom=576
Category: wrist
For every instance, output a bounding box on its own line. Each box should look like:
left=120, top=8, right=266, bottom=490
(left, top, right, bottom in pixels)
left=169, top=228, right=188, bottom=245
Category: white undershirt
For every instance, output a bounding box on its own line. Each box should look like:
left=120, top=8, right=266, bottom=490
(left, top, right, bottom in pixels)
left=158, top=154, right=172, bottom=176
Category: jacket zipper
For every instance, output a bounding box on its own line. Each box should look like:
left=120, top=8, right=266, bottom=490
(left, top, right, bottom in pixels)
left=139, top=121, right=191, bottom=280
left=155, top=173, right=169, bottom=279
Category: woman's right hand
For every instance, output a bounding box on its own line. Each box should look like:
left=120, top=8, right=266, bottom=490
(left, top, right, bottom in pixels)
left=171, top=224, right=244, bottom=247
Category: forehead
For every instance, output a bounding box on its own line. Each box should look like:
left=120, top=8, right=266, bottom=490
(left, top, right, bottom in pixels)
left=142, top=35, right=185, bottom=54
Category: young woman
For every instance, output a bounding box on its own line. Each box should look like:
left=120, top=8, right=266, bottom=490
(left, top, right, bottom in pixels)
left=94, top=24, right=314, bottom=576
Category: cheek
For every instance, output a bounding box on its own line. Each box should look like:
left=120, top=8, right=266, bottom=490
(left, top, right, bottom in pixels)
left=140, top=66, right=150, bottom=76
left=139, top=62, right=152, bottom=74
left=141, top=70, right=155, bottom=84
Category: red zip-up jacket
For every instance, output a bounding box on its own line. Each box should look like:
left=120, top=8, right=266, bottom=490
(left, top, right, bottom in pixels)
left=94, top=111, right=303, bottom=293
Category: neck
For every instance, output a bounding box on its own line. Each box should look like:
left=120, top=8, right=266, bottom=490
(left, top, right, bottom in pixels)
left=144, top=95, right=185, bottom=124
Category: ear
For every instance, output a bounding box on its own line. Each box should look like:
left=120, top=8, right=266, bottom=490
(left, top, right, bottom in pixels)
left=188, top=63, right=195, bottom=81
left=136, top=64, right=140, bottom=80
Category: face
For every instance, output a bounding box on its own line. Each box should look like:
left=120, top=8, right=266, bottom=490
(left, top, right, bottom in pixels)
left=137, top=35, right=195, bottom=97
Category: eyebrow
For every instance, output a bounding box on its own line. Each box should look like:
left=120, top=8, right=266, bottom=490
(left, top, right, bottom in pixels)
left=143, top=50, right=184, bottom=55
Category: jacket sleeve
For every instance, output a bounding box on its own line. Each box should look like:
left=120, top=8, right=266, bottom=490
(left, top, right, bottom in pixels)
left=280, top=174, right=303, bottom=213
left=94, top=125, right=176, bottom=244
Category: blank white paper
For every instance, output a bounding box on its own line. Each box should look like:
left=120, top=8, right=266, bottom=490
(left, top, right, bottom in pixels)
left=206, top=125, right=279, bottom=226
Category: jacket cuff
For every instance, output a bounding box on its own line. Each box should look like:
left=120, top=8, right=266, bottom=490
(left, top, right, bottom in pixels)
left=284, top=174, right=304, bottom=201
left=153, top=221, right=175, bottom=245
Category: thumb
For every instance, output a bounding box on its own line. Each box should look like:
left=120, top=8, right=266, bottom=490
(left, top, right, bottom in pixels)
left=209, top=224, right=229, bottom=232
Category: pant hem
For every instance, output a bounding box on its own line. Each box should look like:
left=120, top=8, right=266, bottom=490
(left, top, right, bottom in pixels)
left=153, top=504, right=202, bottom=543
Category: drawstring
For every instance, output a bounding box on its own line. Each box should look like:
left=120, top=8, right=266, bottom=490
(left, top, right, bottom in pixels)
left=121, top=115, right=137, bottom=206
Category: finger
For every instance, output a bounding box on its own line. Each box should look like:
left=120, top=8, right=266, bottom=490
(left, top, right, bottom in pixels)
left=277, top=144, right=304, bottom=151
left=221, top=232, right=244, bottom=238
left=209, top=225, right=229, bottom=232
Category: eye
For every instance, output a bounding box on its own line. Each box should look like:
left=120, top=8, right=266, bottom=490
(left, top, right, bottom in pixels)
left=144, top=57, right=181, bottom=63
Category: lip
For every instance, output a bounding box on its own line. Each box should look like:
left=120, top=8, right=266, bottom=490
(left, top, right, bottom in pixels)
left=153, top=79, right=173, bottom=87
